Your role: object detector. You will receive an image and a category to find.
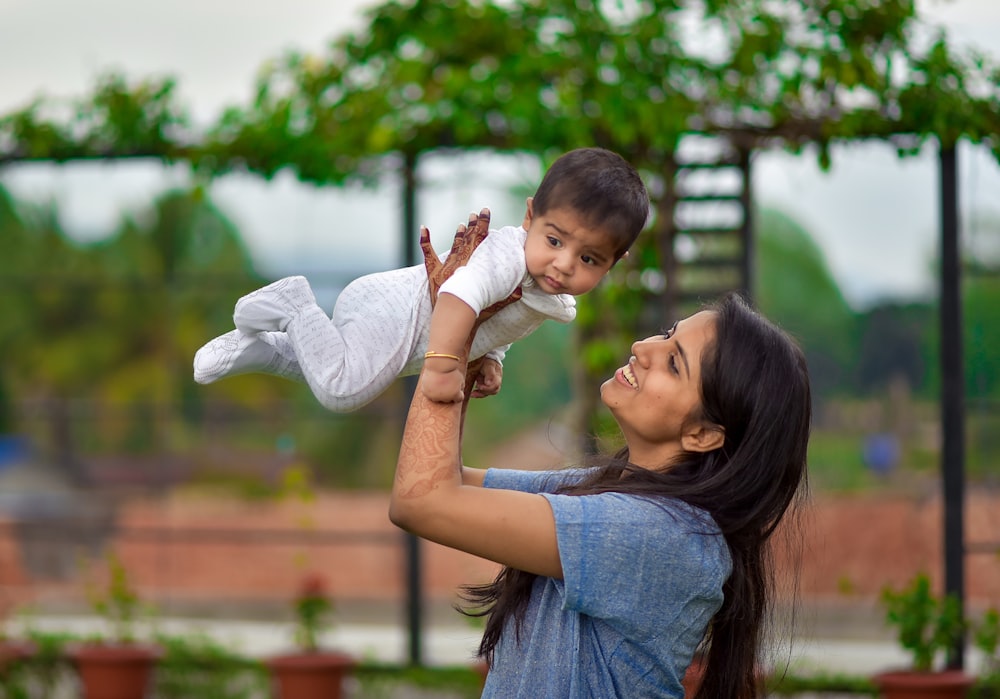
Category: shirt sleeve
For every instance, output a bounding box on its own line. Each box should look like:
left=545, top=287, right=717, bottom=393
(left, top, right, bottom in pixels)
left=438, top=227, right=526, bottom=315
left=482, top=467, right=592, bottom=494
left=485, top=344, right=509, bottom=365
left=540, top=492, right=730, bottom=642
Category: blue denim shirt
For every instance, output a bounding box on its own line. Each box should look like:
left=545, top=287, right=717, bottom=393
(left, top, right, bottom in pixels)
left=481, top=468, right=731, bottom=698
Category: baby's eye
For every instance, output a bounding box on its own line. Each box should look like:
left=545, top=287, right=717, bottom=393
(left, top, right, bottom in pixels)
left=581, top=255, right=596, bottom=266
left=547, top=236, right=562, bottom=247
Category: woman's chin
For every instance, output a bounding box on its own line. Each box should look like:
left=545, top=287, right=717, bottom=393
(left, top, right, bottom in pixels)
left=598, top=380, right=616, bottom=406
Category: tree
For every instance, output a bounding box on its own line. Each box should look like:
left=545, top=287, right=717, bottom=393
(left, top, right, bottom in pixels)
left=855, top=302, right=933, bottom=395
left=755, top=207, right=857, bottom=398
left=1, top=0, right=999, bottom=446
left=0, top=184, right=265, bottom=479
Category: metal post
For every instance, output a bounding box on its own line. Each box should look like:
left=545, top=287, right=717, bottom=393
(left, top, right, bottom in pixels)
left=401, top=151, right=423, bottom=666
left=939, top=144, right=965, bottom=670
left=738, top=146, right=754, bottom=303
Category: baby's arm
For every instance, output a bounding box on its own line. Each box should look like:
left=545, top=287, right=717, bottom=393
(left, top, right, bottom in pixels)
left=422, top=293, right=477, bottom=403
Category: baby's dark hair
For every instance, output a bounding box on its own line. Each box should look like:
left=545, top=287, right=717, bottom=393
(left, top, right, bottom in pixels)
left=532, top=148, right=649, bottom=260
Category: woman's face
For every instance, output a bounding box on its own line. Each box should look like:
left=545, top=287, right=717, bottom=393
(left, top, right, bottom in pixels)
left=600, top=310, right=719, bottom=468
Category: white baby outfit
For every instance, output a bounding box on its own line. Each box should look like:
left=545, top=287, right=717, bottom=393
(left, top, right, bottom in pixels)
left=195, top=225, right=575, bottom=412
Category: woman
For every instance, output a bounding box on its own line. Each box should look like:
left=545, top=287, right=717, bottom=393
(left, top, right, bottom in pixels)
left=390, top=290, right=811, bottom=698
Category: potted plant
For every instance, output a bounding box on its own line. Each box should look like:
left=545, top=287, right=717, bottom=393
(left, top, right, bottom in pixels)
left=974, top=607, right=1000, bottom=698
left=873, top=573, right=974, bottom=699
left=0, top=602, right=34, bottom=673
left=68, top=553, right=161, bottom=699
left=681, top=647, right=707, bottom=698
left=267, top=572, right=355, bottom=699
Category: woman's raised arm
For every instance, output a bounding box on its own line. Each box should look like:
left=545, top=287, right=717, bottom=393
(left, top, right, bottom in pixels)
left=389, top=371, right=563, bottom=579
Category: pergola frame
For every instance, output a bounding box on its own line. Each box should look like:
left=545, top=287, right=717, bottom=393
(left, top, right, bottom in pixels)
left=391, top=137, right=969, bottom=667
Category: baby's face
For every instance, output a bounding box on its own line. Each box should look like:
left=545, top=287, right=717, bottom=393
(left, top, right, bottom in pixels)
left=522, top=205, right=619, bottom=296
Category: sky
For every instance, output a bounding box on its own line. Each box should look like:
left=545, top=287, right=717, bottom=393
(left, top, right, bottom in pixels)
left=1, top=0, right=999, bottom=309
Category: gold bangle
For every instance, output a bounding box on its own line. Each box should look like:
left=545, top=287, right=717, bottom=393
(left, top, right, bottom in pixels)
left=424, top=351, right=462, bottom=362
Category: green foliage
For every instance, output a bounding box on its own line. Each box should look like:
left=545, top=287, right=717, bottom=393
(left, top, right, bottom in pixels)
left=0, top=1, right=999, bottom=488
left=354, top=663, right=484, bottom=699
left=880, top=573, right=965, bottom=672
left=0, top=629, right=80, bottom=699
left=0, top=73, right=191, bottom=163
left=0, top=181, right=274, bottom=471
left=11, top=629, right=80, bottom=696
left=755, top=207, right=857, bottom=398
left=965, top=272, right=1000, bottom=400
left=805, top=431, right=871, bottom=492
left=291, top=573, right=334, bottom=653
left=975, top=608, right=1000, bottom=680
left=463, top=320, right=574, bottom=458
left=764, top=670, right=877, bottom=695
left=855, top=302, right=935, bottom=397
left=293, top=404, right=403, bottom=488
left=85, top=553, right=146, bottom=644
left=3, top=0, right=998, bottom=176
left=154, top=632, right=268, bottom=699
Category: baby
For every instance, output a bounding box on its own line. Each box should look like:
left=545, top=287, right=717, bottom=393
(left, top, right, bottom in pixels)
left=193, top=147, right=649, bottom=411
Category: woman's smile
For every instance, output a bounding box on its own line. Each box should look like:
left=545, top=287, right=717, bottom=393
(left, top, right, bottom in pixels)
left=615, top=362, right=638, bottom=388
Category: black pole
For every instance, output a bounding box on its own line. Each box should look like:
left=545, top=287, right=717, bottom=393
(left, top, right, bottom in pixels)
left=401, top=151, right=423, bottom=666
left=739, top=146, right=754, bottom=303
left=939, top=143, right=965, bottom=670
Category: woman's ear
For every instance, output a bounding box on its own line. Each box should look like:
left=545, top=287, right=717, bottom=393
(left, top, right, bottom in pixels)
left=681, top=423, right=725, bottom=453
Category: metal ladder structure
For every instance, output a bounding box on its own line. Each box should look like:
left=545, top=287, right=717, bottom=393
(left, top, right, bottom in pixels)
left=661, top=134, right=754, bottom=324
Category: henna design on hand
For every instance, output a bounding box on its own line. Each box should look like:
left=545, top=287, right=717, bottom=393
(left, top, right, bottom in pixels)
left=395, top=399, right=460, bottom=499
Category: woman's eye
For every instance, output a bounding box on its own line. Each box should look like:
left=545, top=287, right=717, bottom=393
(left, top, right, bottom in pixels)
left=662, top=322, right=677, bottom=340
left=669, top=354, right=679, bottom=375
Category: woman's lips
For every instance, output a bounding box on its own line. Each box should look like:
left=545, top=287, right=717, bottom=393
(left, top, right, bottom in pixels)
left=616, top=364, right=637, bottom=388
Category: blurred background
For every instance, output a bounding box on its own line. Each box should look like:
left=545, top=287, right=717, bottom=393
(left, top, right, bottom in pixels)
left=0, top=0, right=999, bottom=689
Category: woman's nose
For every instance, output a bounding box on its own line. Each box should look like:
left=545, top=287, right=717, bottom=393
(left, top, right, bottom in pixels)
left=631, top=339, right=651, bottom=366
left=632, top=335, right=668, bottom=364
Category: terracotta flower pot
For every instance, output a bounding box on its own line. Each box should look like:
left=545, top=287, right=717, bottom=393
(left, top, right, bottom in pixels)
left=873, top=669, right=976, bottom=699
left=681, top=656, right=769, bottom=697
left=682, top=656, right=706, bottom=698
left=69, top=644, right=161, bottom=699
left=473, top=658, right=489, bottom=690
left=0, top=639, right=34, bottom=671
left=268, top=651, right=355, bottom=699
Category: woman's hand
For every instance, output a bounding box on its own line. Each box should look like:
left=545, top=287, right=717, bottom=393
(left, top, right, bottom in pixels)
left=421, top=209, right=493, bottom=306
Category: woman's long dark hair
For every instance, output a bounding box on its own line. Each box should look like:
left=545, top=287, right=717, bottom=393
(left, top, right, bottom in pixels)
left=461, top=293, right=811, bottom=698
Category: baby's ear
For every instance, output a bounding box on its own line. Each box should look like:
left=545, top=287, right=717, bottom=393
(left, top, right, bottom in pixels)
left=521, top=197, right=534, bottom=229
left=609, top=250, right=629, bottom=269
